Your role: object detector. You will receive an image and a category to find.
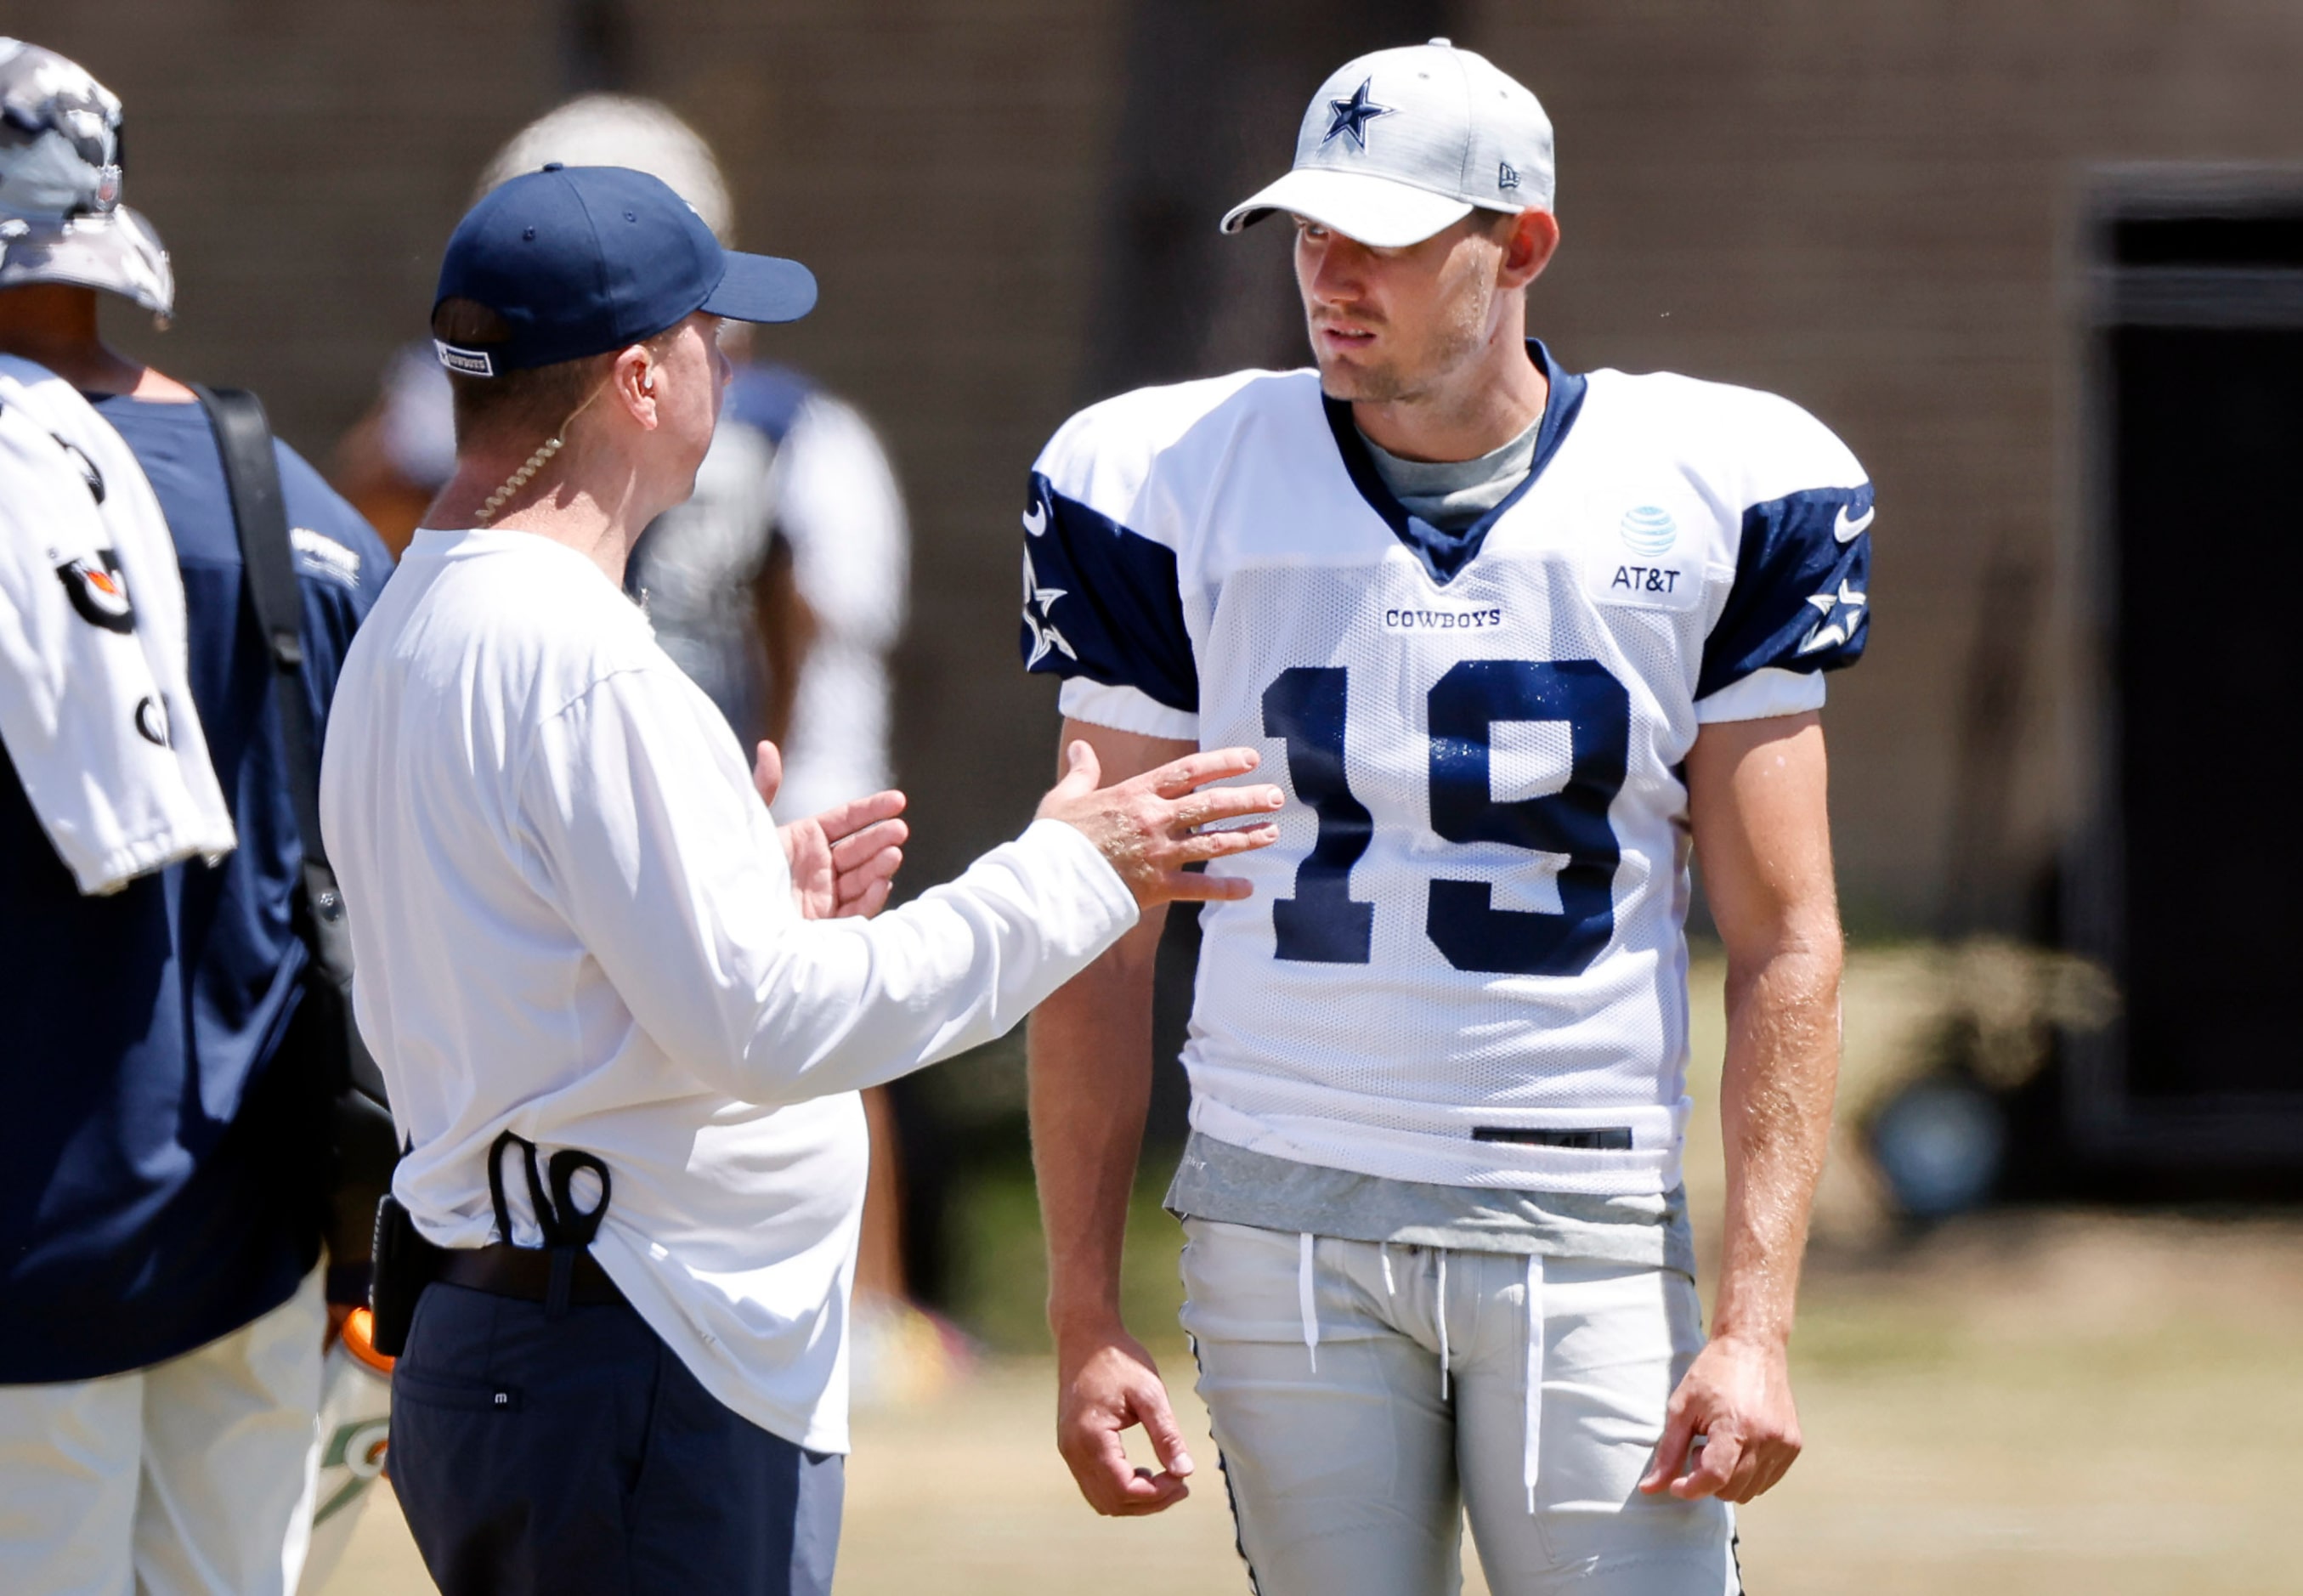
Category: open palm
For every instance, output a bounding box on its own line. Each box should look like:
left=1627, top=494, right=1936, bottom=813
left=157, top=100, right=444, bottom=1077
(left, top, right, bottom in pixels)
left=755, top=741, right=908, bottom=920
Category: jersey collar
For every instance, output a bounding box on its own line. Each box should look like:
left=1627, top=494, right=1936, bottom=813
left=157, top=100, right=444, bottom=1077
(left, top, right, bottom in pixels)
left=1321, top=337, right=1587, bottom=586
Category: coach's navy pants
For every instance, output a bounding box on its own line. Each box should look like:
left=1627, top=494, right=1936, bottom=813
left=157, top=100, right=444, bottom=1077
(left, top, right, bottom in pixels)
left=388, top=1282, right=841, bottom=1596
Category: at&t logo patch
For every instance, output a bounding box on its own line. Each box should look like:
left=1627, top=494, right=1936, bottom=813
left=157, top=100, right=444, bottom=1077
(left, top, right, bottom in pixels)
left=1610, top=564, right=1684, bottom=598
left=1618, top=505, right=1678, bottom=556
left=1585, top=494, right=1708, bottom=613
left=1587, top=556, right=1702, bottom=613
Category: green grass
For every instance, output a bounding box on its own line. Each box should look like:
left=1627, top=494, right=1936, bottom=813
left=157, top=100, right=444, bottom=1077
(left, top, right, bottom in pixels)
left=942, top=1157, right=1192, bottom=1356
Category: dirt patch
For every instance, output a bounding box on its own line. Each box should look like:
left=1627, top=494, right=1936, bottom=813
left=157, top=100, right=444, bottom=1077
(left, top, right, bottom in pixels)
left=320, top=1208, right=2300, bottom=1596
left=316, top=949, right=2299, bottom=1594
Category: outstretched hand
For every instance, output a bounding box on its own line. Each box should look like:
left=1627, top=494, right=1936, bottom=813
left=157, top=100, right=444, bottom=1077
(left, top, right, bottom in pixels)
left=1035, top=741, right=1284, bottom=908
left=756, top=741, right=908, bottom=920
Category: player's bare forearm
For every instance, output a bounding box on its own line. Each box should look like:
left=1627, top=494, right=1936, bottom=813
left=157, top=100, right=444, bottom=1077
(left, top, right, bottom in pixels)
left=1030, top=717, right=1198, bottom=1338
left=1648, top=710, right=1841, bottom=1503
left=1029, top=717, right=1205, bottom=1514
left=1029, top=913, right=1165, bottom=1341
left=1695, top=711, right=1842, bottom=1345
left=1713, top=916, right=1840, bottom=1348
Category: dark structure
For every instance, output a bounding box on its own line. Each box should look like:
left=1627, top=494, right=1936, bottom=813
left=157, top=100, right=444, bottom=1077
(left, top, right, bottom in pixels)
left=2067, top=167, right=2303, bottom=1180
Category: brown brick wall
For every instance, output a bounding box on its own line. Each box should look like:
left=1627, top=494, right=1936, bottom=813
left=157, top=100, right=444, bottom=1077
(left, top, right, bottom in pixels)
left=14, top=2, right=2303, bottom=928
left=1472, top=0, right=2303, bottom=928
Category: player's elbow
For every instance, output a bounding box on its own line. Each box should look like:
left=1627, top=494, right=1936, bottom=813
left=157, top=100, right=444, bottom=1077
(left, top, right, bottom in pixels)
left=1720, top=897, right=1842, bottom=1000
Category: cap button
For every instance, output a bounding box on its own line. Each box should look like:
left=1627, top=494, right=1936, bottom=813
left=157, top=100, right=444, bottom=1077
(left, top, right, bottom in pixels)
left=1428, top=37, right=1451, bottom=47
left=541, top=161, right=564, bottom=173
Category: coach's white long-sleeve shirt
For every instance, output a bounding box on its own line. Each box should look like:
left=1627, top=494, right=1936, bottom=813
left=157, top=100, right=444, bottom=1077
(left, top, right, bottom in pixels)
left=320, top=526, right=1136, bottom=1452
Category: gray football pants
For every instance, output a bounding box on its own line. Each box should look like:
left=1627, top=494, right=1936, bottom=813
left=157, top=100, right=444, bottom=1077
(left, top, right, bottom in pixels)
left=1180, top=1220, right=1739, bottom=1596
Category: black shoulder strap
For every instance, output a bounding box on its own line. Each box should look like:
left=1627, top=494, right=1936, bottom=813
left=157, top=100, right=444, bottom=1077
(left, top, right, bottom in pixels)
left=190, top=385, right=390, bottom=1116
left=190, top=383, right=328, bottom=869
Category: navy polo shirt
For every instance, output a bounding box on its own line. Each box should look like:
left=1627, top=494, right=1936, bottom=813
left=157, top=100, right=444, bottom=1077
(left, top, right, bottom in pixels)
left=0, top=393, right=390, bottom=1382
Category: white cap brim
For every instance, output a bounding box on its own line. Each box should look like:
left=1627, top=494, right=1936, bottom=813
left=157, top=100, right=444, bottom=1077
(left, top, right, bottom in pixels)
left=1219, top=167, right=1478, bottom=249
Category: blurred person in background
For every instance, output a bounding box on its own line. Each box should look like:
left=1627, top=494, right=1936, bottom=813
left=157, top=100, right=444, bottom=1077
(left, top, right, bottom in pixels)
left=0, top=37, right=390, bottom=1596
left=328, top=96, right=939, bottom=1394
left=1022, top=40, right=1870, bottom=1594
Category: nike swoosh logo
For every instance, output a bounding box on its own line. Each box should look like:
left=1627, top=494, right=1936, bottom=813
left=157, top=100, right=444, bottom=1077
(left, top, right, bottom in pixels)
left=1833, top=503, right=1875, bottom=543
left=1022, top=499, right=1049, bottom=537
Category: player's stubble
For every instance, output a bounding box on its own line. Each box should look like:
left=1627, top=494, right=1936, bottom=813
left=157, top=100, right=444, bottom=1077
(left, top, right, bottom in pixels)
left=1303, top=223, right=1508, bottom=410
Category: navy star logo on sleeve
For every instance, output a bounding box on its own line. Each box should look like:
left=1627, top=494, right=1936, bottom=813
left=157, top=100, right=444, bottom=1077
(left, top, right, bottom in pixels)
left=1322, top=78, right=1394, bottom=152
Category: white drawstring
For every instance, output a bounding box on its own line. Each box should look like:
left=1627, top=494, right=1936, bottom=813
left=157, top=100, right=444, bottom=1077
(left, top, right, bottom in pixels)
left=1435, top=1249, right=1451, bottom=1401
left=1379, top=1242, right=1395, bottom=1298
left=1523, top=1253, right=1545, bottom=1514
left=1298, top=1232, right=1319, bottom=1372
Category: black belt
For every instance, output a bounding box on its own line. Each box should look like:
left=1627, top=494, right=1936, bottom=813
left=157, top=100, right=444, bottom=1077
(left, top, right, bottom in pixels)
left=436, top=1243, right=626, bottom=1307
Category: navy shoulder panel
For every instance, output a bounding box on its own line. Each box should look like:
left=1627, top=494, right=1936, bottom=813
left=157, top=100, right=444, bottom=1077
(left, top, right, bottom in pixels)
left=725, top=364, right=818, bottom=444
left=1018, top=471, right=1196, bottom=714
left=1696, top=484, right=1873, bottom=701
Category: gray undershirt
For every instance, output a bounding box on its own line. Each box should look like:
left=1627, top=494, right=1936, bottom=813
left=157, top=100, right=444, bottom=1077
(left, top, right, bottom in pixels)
left=1163, top=411, right=1694, bottom=1281
left=1361, top=411, right=1544, bottom=531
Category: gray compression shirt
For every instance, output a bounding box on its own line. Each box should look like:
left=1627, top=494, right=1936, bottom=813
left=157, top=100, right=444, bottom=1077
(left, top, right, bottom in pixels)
left=1360, top=410, right=1543, bottom=531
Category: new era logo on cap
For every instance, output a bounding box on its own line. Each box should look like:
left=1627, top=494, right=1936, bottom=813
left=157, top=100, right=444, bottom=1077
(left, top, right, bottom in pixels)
left=1220, top=39, right=1555, bottom=250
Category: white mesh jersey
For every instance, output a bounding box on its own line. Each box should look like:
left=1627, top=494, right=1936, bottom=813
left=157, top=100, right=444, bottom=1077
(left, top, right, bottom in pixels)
left=1021, top=343, right=1872, bottom=1196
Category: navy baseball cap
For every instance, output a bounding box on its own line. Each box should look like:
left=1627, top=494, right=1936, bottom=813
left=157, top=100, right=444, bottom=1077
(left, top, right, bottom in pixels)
left=431, top=163, right=816, bottom=376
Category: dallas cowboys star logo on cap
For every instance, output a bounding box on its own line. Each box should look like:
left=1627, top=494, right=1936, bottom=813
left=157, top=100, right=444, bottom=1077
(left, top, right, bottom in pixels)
left=1321, top=78, right=1393, bottom=151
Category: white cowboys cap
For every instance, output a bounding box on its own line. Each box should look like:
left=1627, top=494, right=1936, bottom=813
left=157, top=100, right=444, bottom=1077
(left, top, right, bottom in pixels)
left=1221, top=39, right=1553, bottom=250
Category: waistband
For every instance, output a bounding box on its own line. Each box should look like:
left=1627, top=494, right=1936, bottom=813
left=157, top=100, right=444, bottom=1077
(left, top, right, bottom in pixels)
left=435, top=1244, right=626, bottom=1308
left=1187, top=1091, right=1689, bottom=1197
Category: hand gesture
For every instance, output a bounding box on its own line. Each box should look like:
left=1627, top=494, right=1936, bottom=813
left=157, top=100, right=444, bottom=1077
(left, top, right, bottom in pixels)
left=1034, top=742, right=1284, bottom=907
left=756, top=741, right=908, bottom=920
left=1055, top=1326, right=1196, bottom=1516
left=1638, top=1333, right=1802, bottom=1504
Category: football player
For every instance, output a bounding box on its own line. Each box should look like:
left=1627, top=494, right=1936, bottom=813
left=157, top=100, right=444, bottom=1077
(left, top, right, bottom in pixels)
left=1021, top=39, right=1870, bottom=1595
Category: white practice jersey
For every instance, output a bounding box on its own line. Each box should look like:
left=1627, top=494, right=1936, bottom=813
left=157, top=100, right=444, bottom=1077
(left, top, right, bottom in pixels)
left=1021, top=343, right=1872, bottom=1197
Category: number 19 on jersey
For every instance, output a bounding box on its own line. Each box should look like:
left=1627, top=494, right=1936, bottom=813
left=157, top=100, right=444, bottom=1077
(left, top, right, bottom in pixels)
left=1261, top=658, right=1630, bottom=980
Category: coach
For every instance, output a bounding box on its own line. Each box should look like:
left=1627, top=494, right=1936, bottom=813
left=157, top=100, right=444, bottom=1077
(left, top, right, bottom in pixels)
left=318, top=164, right=1281, bottom=1596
